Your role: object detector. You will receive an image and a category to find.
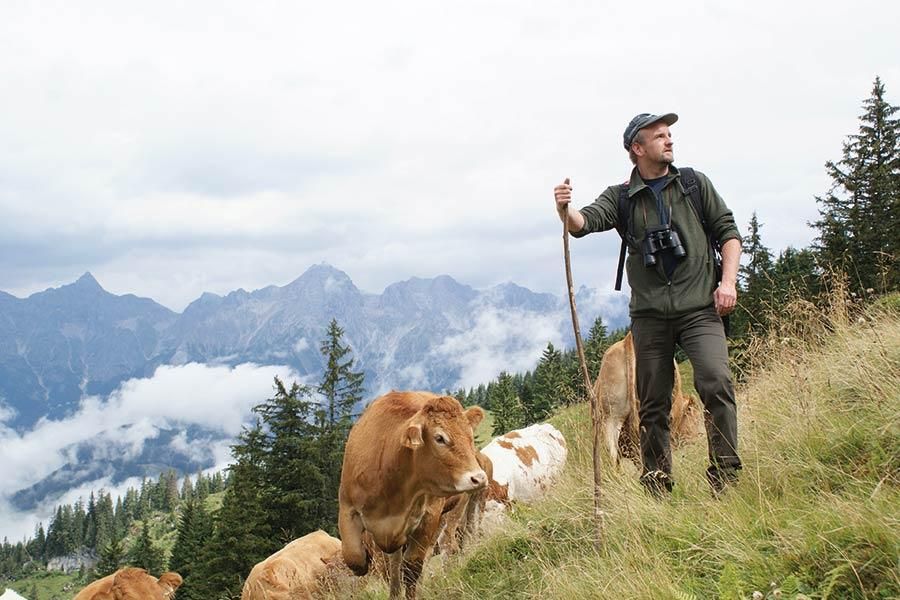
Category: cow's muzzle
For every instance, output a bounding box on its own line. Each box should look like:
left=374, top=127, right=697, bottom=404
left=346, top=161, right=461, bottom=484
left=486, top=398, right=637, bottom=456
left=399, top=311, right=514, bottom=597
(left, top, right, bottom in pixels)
left=458, top=469, right=487, bottom=492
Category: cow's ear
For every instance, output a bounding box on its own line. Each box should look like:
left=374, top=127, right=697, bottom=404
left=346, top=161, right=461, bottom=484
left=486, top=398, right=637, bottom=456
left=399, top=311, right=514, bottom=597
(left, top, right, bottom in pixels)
left=158, top=572, right=183, bottom=591
left=402, top=421, right=424, bottom=449
left=465, top=406, right=485, bottom=429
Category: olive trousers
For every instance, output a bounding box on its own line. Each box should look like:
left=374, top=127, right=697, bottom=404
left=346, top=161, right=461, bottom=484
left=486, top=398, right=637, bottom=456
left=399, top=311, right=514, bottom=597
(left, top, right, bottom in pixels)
left=631, top=306, right=742, bottom=489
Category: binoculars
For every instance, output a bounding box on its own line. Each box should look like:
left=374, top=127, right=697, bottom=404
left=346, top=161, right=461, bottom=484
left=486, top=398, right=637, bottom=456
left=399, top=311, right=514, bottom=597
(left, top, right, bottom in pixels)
left=642, top=224, right=686, bottom=267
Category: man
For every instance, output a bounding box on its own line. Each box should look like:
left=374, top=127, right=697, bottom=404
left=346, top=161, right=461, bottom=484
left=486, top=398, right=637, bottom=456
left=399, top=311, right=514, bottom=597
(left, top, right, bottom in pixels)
left=553, top=112, right=742, bottom=496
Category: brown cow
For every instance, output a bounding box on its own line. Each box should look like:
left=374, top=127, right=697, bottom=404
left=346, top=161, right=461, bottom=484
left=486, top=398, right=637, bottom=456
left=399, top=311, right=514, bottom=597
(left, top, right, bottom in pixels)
left=240, top=530, right=343, bottom=600
left=593, top=332, right=703, bottom=466
left=338, top=391, right=487, bottom=599
left=73, top=568, right=182, bottom=600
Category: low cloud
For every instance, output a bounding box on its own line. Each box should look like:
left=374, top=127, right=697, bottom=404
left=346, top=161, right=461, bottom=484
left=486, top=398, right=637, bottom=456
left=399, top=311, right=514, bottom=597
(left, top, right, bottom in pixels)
left=434, top=307, right=567, bottom=390
left=0, top=362, right=300, bottom=542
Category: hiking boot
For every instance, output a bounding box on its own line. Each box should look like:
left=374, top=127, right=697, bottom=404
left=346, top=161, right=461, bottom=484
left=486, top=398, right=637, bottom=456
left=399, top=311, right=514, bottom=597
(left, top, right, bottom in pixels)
left=706, top=465, right=740, bottom=497
left=640, top=470, right=674, bottom=498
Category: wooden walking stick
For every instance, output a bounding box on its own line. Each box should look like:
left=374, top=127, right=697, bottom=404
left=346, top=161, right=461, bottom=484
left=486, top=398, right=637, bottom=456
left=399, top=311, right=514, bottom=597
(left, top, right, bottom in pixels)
left=559, top=178, right=604, bottom=548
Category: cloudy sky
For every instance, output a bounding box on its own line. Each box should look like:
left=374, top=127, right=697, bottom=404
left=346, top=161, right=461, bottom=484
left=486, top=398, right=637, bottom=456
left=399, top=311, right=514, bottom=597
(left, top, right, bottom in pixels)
left=2, top=1, right=898, bottom=311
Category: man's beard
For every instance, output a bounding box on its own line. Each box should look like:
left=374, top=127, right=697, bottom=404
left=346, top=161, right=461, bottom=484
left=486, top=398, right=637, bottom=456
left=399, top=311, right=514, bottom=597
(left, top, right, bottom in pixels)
left=656, top=150, right=675, bottom=165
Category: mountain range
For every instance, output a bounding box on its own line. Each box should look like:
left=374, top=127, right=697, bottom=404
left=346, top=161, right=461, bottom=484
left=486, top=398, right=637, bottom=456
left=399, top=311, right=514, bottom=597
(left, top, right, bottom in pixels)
left=0, top=264, right=628, bottom=512
left=1, top=264, right=627, bottom=431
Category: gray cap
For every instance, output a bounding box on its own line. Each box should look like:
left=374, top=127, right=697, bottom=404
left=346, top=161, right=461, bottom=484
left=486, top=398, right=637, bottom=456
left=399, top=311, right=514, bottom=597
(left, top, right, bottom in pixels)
left=623, top=112, right=678, bottom=150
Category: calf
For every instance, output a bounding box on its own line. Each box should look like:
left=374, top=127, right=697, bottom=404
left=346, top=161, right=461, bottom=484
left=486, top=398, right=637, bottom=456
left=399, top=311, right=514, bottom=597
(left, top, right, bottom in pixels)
left=592, top=332, right=703, bottom=467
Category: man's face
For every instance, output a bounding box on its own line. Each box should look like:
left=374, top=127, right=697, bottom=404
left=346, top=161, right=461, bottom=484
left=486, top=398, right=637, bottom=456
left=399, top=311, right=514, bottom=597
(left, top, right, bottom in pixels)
left=633, top=122, right=674, bottom=165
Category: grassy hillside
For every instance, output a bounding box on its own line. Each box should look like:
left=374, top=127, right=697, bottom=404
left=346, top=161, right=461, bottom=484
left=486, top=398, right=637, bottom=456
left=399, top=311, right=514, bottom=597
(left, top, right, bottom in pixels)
left=333, top=295, right=899, bottom=599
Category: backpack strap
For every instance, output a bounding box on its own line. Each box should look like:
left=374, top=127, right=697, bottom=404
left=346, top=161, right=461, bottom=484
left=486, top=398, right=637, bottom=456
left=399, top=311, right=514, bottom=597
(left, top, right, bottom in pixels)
left=614, top=184, right=631, bottom=291
left=679, top=167, right=721, bottom=257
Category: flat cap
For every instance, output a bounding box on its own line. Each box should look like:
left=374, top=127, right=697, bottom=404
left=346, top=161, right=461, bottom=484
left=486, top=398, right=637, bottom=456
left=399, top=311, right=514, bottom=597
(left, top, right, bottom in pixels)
left=623, top=112, right=678, bottom=150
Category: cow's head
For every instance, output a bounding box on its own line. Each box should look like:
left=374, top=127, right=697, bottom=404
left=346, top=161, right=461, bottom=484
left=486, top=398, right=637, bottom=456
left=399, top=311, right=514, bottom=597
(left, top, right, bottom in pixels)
left=111, top=568, right=183, bottom=600
left=401, top=395, right=487, bottom=495
left=671, top=393, right=703, bottom=443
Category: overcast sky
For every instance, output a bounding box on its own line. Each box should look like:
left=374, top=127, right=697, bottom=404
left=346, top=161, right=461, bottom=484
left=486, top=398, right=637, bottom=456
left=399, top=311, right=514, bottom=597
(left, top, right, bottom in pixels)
left=1, top=1, right=898, bottom=310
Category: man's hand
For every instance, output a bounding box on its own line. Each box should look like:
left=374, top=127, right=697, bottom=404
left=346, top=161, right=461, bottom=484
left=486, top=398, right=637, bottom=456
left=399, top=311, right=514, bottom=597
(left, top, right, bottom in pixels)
left=554, top=178, right=572, bottom=215
left=715, top=238, right=741, bottom=316
left=554, top=178, right=586, bottom=233
left=714, top=281, right=737, bottom=316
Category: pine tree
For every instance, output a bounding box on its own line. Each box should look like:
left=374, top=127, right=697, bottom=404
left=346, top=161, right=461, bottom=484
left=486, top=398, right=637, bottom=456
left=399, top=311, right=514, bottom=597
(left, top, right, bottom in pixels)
left=128, top=520, right=164, bottom=575
left=583, top=316, right=610, bottom=378
left=180, top=474, right=194, bottom=501
left=193, top=421, right=275, bottom=600
left=316, top=319, right=365, bottom=534
left=813, top=76, right=900, bottom=294
left=772, top=246, right=821, bottom=305
left=491, top=372, right=526, bottom=435
left=530, top=343, right=564, bottom=423
left=735, top=212, right=775, bottom=336
left=194, top=471, right=210, bottom=500
left=95, top=492, right=117, bottom=551
left=30, top=523, right=46, bottom=563
left=168, top=497, right=214, bottom=600
left=93, top=535, right=125, bottom=579
left=255, top=378, right=323, bottom=540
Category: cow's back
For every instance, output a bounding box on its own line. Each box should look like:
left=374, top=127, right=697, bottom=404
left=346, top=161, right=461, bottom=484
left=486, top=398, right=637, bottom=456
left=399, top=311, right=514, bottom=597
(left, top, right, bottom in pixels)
left=241, top=531, right=341, bottom=600
left=73, top=574, right=114, bottom=600
left=482, top=423, right=568, bottom=504
left=340, top=391, right=428, bottom=504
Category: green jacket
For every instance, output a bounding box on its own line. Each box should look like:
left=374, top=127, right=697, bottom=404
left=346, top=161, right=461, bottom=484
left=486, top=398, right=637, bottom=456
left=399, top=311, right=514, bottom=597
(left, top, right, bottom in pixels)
left=572, top=165, right=741, bottom=319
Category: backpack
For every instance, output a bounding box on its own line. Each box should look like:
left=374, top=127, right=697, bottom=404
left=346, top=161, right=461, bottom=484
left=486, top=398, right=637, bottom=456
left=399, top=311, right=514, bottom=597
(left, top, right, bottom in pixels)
left=613, top=167, right=722, bottom=291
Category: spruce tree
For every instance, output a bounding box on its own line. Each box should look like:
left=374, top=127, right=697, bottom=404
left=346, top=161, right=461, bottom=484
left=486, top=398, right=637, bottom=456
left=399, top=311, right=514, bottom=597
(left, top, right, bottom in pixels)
left=93, top=535, right=125, bottom=579
left=128, top=520, right=164, bottom=575
left=194, top=471, right=210, bottom=500
left=772, top=246, right=821, bottom=305
left=95, top=492, right=117, bottom=551
left=530, top=343, right=564, bottom=423
left=584, top=316, right=610, bottom=379
left=316, top=319, right=365, bottom=534
left=168, top=497, right=213, bottom=600
left=736, top=212, right=775, bottom=336
left=318, top=318, right=366, bottom=425
left=193, top=421, right=274, bottom=600
left=813, top=76, right=900, bottom=294
left=491, top=372, right=526, bottom=435
left=84, top=493, right=98, bottom=550
left=255, top=378, right=323, bottom=540
left=180, top=475, right=193, bottom=501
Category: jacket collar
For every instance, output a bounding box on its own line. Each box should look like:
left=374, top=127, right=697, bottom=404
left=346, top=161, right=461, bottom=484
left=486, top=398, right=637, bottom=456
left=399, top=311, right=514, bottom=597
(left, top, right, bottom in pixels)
left=626, top=164, right=682, bottom=198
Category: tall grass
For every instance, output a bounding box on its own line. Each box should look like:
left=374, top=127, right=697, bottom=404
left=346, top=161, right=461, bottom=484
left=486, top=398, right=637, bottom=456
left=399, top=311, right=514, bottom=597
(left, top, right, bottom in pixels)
left=328, top=289, right=899, bottom=599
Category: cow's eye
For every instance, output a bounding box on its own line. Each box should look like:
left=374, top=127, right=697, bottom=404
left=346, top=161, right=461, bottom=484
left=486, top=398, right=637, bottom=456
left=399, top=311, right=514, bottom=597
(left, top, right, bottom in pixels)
left=434, top=433, right=448, bottom=445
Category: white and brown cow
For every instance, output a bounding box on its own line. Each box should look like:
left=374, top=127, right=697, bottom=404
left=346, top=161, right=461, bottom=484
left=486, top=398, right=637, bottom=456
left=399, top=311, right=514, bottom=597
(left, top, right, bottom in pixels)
left=240, top=530, right=343, bottom=600
left=481, top=423, right=568, bottom=509
left=338, top=391, right=487, bottom=600
left=592, top=332, right=703, bottom=467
